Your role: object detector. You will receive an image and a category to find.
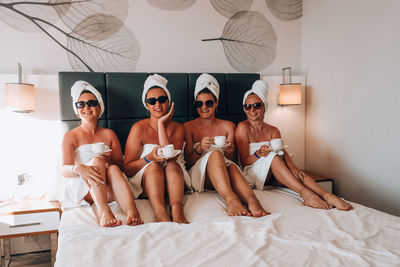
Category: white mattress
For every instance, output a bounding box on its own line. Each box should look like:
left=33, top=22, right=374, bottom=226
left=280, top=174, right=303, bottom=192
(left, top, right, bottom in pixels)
left=56, top=188, right=400, bottom=267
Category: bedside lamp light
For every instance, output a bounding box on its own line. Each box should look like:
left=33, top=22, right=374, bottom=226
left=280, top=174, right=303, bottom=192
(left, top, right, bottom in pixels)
left=278, top=67, right=301, bottom=106
left=5, top=63, right=35, bottom=113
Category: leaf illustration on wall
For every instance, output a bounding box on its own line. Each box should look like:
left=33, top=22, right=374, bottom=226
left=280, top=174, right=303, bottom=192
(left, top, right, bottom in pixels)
left=0, top=0, right=60, bottom=32
left=147, top=0, right=196, bottom=11
left=265, top=0, right=302, bottom=21
left=203, top=11, right=277, bottom=72
left=67, top=14, right=141, bottom=72
left=210, top=0, right=252, bottom=18
left=49, top=0, right=128, bottom=33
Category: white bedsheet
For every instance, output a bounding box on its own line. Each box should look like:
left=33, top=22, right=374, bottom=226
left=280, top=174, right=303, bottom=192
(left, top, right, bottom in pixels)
left=56, top=189, right=400, bottom=267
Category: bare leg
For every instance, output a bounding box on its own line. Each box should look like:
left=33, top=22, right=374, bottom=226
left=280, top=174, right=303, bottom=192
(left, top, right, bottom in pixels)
left=107, top=165, right=143, bottom=225
left=227, top=165, right=269, bottom=217
left=165, top=161, right=189, bottom=223
left=205, top=151, right=250, bottom=216
left=142, top=163, right=170, bottom=222
left=84, top=157, right=121, bottom=227
left=270, top=157, right=332, bottom=210
left=301, top=174, right=353, bottom=210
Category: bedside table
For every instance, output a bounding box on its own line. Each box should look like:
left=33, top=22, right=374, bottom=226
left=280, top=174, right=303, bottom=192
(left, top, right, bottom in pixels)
left=0, top=197, right=61, bottom=267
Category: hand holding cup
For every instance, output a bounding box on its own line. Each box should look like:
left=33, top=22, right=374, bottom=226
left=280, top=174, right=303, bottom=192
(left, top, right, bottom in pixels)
left=157, top=144, right=175, bottom=158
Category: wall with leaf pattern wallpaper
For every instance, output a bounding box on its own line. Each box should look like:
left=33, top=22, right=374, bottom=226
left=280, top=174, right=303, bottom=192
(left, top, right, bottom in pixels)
left=0, top=0, right=301, bottom=74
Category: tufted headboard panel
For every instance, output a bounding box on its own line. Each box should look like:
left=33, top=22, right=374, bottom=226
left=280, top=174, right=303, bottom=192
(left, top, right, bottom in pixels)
left=59, top=72, right=260, bottom=152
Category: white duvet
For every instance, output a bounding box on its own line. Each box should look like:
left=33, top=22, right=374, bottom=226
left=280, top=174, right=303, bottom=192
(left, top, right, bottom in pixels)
left=56, top=189, right=400, bottom=267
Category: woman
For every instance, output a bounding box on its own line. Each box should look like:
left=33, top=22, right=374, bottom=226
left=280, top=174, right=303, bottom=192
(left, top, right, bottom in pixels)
left=62, top=81, right=143, bottom=227
left=124, top=74, right=190, bottom=223
left=236, top=80, right=353, bottom=210
left=184, top=73, right=268, bottom=217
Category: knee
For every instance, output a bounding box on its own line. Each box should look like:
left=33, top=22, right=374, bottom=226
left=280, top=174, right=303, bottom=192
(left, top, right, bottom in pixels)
left=165, top=161, right=180, bottom=172
left=144, top=162, right=165, bottom=180
left=209, top=150, right=224, bottom=161
left=92, top=156, right=106, bottom=167
left=107, top=165, right=123, bottom=180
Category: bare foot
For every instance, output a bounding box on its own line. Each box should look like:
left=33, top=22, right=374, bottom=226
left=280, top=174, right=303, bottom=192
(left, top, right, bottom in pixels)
left=154, top=207, right=171, bottom=222
left=126, top=207, right=144, bottom=226
left=171, top=203, right=189, bottom=224
left=98, top=207, right=122, bottom=227
left=323, top=193, right=353, bottom=211
left=300, top=187, right=332, bottom=210
left=247, top=197, right=270, bottom=217
left=226, top=197, right=251, bottom=216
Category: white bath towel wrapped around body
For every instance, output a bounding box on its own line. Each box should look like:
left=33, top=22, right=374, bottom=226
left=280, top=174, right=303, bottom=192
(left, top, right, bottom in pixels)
left=128, top=144, right=191, bottom=198
left=243, top=141, right=278, bottom=190
left=189, top=143, right=242, bottom=193
left=62, top=144, right=104, bottom=209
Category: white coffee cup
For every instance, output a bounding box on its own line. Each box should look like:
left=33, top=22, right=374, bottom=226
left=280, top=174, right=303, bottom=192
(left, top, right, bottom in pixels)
left=270, top=138, right=283, bottom=151
left=214, top=136, right=226, bottom=148
left=92, top=142, right=106, bottom=154
left=159, top=144, right=174, bottom=158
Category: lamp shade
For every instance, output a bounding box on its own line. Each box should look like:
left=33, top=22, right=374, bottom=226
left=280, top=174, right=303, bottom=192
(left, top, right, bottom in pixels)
left=5, top=83, right=35, bottom=112
left=278, top=83, right=301, bottom=105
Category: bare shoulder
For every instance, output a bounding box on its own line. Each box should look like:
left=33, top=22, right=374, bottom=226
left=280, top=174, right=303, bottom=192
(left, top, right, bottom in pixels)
left=265, top=123, right=281, bottom=137
left=130, top=119, right=147, bottom=132
left=100, top=127, right=118, bottom=138
left=236, top=120, right=250, bottom=131
left=219, top=118, right=236, bottom=131
left=63, top=127, right=78, bottom=143
left=183, top=119, right=196, bottom=131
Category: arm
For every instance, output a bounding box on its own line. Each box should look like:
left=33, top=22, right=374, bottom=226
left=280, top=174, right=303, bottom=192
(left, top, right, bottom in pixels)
left=103, top=129, right=124, bottom=170
left=158, top=102, right=174, bottom=146
left=124, top=122, right=165, bottom=177
left=183, top=122, right=214, bottom=168
left=183, top=122, right=197, bottom=168
left=224, top=122, right=237, bottom=162
left=61, top=131, right=103, bottom=185
left=235, top=123, right=257, bottom=167
left=123, top=123, right=148, bottom=177
left=169, top=122, right=185, bottom=151
left=61, top=132, right=77, bottom=178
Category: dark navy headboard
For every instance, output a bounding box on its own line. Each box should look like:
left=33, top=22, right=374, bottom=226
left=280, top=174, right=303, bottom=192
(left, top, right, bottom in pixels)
left=59, top=72, right=260, bottom=152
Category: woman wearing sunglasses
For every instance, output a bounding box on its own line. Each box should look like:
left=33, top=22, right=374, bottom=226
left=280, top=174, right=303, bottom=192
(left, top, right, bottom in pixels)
left=124, top=74, right=190, bottom=223
left=62, top=81, right=143, bottom=227
left=183, top=73, right=268, bottom=217
left=236, top=80, right=352, bottom=210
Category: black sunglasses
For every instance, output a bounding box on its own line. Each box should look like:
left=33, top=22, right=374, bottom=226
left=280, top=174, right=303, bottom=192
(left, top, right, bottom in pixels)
left=243, top=102, right=262, bottom=110
left=75, top=100, right=99, bottom=109
left=146, top=95, right=168, bottom=105
left=194, top=100, right=215, bottom=108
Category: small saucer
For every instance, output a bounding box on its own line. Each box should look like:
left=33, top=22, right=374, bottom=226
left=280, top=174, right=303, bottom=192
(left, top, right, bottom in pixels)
left=210, top=144, right=227, bottom=150
left=94, top=148, right=112, bottom=155
left=272, top=145, right=288, bottom=152
left=158, top=149, right=181, bottom=159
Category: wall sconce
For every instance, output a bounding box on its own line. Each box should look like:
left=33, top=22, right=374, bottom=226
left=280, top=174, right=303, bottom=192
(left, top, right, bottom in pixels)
left=278, top=67, right=302, bottom=106
left=5, top=63, right=35, bottom=112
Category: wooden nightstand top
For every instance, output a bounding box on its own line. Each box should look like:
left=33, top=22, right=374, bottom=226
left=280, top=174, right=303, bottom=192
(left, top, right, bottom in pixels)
left=0, top=197, right=61, bottom=216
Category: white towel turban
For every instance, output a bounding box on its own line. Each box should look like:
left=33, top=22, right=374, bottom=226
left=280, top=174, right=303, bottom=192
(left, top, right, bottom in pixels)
left=142, top=74, right=171, bottom=109
left=71, top=80, right=105, bottom=117
left=194, top=73, right=220, bottom=100
left=243, top=80, right=268, bottom=111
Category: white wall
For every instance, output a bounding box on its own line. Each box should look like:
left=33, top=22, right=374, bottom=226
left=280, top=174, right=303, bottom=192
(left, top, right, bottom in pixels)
left=302, top=0, right=400, bottom=216
left=0, top=1, right=301, bottom=75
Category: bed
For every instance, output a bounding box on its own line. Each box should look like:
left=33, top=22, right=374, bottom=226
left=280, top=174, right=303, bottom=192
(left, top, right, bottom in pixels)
left=56, top=72, right=400, bottom=266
